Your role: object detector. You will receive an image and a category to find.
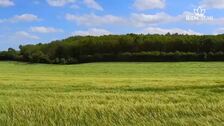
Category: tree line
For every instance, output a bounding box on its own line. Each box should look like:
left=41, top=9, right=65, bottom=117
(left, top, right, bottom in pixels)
left=1, top=34, right=224, bottom=64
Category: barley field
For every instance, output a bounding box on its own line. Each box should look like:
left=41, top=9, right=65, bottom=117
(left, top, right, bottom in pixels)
left=0, top=62, right=224, bottom=126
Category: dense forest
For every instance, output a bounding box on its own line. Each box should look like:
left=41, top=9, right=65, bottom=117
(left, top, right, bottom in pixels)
left=1, top=34, right=224, bottom=64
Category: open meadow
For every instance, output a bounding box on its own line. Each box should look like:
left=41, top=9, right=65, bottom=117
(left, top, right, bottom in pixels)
left=0, top=62, right=224, bottom=126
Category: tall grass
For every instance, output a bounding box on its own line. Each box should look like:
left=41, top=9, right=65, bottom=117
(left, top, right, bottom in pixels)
left=0, top=62, right=224, bottom=125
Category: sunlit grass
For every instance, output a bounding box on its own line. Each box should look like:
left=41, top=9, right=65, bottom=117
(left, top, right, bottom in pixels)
left=0, top=62, right=224, bottom=125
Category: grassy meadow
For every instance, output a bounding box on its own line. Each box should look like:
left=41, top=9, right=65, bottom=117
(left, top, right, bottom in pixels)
left=0, top=61, right=224, bottom=125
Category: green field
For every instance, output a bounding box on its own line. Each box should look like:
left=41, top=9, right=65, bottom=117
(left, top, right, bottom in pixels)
left=0, top=62, right=224, bottom=126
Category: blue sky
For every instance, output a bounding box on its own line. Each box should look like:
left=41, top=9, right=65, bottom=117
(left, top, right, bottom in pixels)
left=0, top=0, right=224, bottom=50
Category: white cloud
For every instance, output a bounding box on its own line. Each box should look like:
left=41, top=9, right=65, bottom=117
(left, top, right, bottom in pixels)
left=31, top=26, right=63, bottom=33
left=130, top=9, right=224, bottom=27
left=141, top=27, right=201, bottom=35
left=15, top=31, right=39, bottom=40
left=0, top=0, right=14, bottom=7
left=47, top=0, right=75, bottom=7
left=65, top=13, right=126, bottom=26
left=11, top=14, right=40, bottom=22
left=181, top=11, right=224, bottom=25
left=213, top=18, right=224, bottom=25
left=70, top=4, right=79, bottom=9
left=83, top=0, right=103, bottom=10
left=64, top=10, right=224, bottom=28
left=133, top=0, right=165, bottom=11
left=131, top=11, right=223, bottom=27
left=200, top=0, right=224, bottom=9
left=0, top=14, right=40, bottom=23
left=0, top=31, right=41, bottom=50
left=73, top=28, right=112, bottom=36
left=33, top=0, right=40, bottom=5
left=0, top=19, right=4, bottom=23
left=47, top=0, right=103, bottom=10
left=73, top=27, right=201, bottom=36
left=214, top=28, right=224, bottom=35
left=65, top=12, right=178, bottom=27
left=131, top=12, right=177, bottom=27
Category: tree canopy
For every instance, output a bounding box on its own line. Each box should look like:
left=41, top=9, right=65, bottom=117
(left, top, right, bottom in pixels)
left=1, top=34, right=224, bottom=64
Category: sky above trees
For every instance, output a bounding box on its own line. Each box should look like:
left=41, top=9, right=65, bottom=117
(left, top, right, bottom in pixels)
left=0, top=0, right=224, bottom=50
